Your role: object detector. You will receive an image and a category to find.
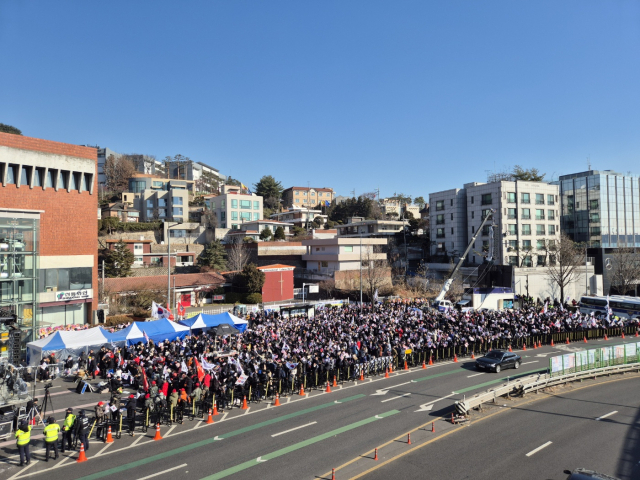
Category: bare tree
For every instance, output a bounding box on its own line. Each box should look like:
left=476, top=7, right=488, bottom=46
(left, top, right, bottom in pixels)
left=103, top=155, right=136, bottom=194
left=361, top=244, right=392, bottom=302
left=226, top=237, right=250, bottom=272
left=609, top=247, right=640, bottom=296
left=201, top=208, right=217, bottom=229
left=543, top=233, right=583, bottom=302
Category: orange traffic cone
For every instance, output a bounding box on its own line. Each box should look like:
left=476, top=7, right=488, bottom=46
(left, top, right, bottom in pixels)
left=333, top=376, right=338, bottom=387
left=213, top=402, right=219, bottom=416
left=622, top=332, right=625, bottom=339
left=428, top=357, right=433, bottom=366
left=533, top=342, right=537, bottom=350
left=431, top=422, right=435, bottom=433
left=153, top=423, right=163, bottom=440
left=241, top=396, right=248, bottom=410
left=471, top=352, right=475, bottom=359
left=550, top=339, right=555, bottom=347
left=566, top=337, right=570, bottom=345
left=389, top=365, right=393, bottom=373
left=421, top=360, right=426, bottom=369
left=384, top=368, right=390, bottom=378
left=206, top=409, right=214, bottom=424
left=331, top=468, right=335, bottom=480
left=523, top=343, right=527, bottom=351
left=105, top=425, right=114, bottom=443
left=374, top=448, right=378, bottom=461
left=326, top=381, right=332, bottom=393
left=451, top=412, right=455, bottom=424
left=635, top=331, right=639, bottom=338
left=274, top=393, right=281, bottom=406
left=300, top=385, right=305, bottom=396
left=404, top=360, right=408, bottom=371
left=453, top=354, right=458, bottom=363
left=583, top=336, right=588, bottom=343
left=77, top=442, right=88, bottom=462
left=508, top=345, right=512, bottom=352
left=407, top=433, right=412, bottom=445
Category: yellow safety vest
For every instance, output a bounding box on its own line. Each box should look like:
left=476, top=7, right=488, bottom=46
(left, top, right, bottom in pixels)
left=63, top=414, right=76, bottom=431
left=43, top=423, right=60, bottom=442
left=15, top=426, right=31, bottom=446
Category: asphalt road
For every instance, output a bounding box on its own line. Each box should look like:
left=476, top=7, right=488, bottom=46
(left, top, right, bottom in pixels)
left=0, top=336, right=635, bottom=480
left=361, top=374, right=640, bottom=480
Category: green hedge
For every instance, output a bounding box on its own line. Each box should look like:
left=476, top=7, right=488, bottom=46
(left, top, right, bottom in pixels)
left=99, top=219, right=163, bottom=233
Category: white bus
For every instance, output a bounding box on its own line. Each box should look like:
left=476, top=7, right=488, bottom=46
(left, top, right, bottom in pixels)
left=578, top=295, right=640, bottom=320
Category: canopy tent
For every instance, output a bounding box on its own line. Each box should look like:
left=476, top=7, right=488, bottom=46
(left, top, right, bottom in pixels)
left=214, top=323, right=241, bottom=336
left=107, top=319, right=190, bottom=346
left=26, top=327, right=113, bottom=365
left=179, top=312, right=248, bottom=333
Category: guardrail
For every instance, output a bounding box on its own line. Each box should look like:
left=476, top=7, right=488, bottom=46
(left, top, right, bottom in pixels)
left=455, top=362, right=640, bottom=414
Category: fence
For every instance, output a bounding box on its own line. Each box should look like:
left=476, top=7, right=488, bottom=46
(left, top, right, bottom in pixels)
left=549, top=341, right=640, bottom=377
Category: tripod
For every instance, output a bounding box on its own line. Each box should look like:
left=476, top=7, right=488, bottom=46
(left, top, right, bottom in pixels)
left=41, top=384, right=54, bottom=422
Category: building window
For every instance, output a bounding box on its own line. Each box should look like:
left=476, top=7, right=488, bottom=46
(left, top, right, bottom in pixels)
left=589, top=199, right=599, bottom=210
left=436, top=214, right=445, bottom=225
left=450, top=213, right=453, bottom=221
left=436, top=228, right=445, bottom=238
left=231, top=211, right=238, bottom=220
left=535, top=209, right=545, bottom=221
left=451, top=227, right=454, bottom=235
left=130, top=180, right=146, bottom=193
left=435, top=200, right=445, bottom=211
left=521, top=208, right=530, bottom=220
left=507, top=192, right=516, bottom=203
left=507, top=208, right=516, bottom=220
left=253, top=213, right=259, bottom=221
left=170, top=229, right=186, bottom=237
left=254, top=201, right=259, bottom=210
left=536, top=225, right=545, bottom=235
left=471, top=211, right=474, bottom=219
left=343, top=246, right=353, bottom=253
left=221, top=200, right=225, bottom=208
left=240, top=212, right=251, bottom=220
left=481, top=193, right=492, bottom=205
left=471, top=225, right=475, bottom=233
left=482, top=240, right=489, bottom=253
left=547, top=194, right=554, bottom=205
left=537, top=240, right=545, bottom=250
left=172, top=196, right=183, bottom=205
left=295, top=191, right=299, bottom=195
left=240, top=200, right=251, bottom=209
left=508, top=256, right=518, bottom=266
left=548, top=225, right=556, bottom=235
left=470, top=196, right=474, bottom=204
left=548, top=210, right=555, bottom=221
left=33, top=168, right=43, bottom=187
left=522, top=239, right=531, bottom=250
left=482, top=225, right=491, bottom=236
left=535, top=194, right=544, bottom=205
left=134, top=243, right=143, bottom=251
left=158, top=209, right=166, bottom=218
left=60, top=171, right=70, bottom=190
left=549, top=255, right=557, bottom=265
left=522, top=257, right=533, bottom=267
left=231, top=224, right=239, bottom=230
left=173, top=207, right=183, bottom=216
left=147, top=200, right=154, bottom=209
left=508, top=240, right=517, bottom=251
left=83, top=173, right=92, bottom=192
left=590, top=227, right=601, bottom=235
left=537, top=255, right=546, bottom=266
left=20, top=166, right=30, bottom=187
left=481, top=209, right=492, bottom=219
left=231, top=199, right=238, bottom=208
left=450, top=199, right=453, bottom=206
left=522, top=224, right=531, bottom=235
left=5, top=164, right=16, bottom=184
left=221, top=212, right=226, bottom=221
left=152, top=181, right=164, bottom=188
left=46, top=169, right=55, bottom=188
left=521, top=193, right=530, bottom=204
left=508, top=224, right=517, bottom=235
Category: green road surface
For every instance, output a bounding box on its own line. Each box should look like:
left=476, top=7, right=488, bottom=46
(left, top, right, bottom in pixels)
left=200, top=410, right=401, bottom=480
left=76, top=394, right=365, bottom=480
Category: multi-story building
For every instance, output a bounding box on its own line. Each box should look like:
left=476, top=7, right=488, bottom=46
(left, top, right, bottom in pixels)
left=269, top=206, right=327, bottom=228
left=430, top=181, right=561, bottom=267
left=96, top=147, right=121, bottom=188
left=123, top=174, right=193, bottom=223
left=96, top=148, right=164, bottom=188
left=205, top=185, right=263, bottom=230
left=336, top=217, right=406, bottom=238
left=558, top=170, right=640, bottom=294
left=282, top=186, right=334, bottom=208
left=380, top=198, right=420, bottom=218
left=168, top=160, right=224, bottom=194
left=0, top=132, right=98, bottom=341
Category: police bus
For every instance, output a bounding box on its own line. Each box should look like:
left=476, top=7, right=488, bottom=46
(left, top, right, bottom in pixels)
left=578, top=295, right=640, bottom=320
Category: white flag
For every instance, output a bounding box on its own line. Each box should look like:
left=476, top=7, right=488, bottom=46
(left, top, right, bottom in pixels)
left=181, top=361, right=188, bottom=373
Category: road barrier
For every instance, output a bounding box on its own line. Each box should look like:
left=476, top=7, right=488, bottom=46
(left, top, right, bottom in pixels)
left=455, top=361, right=640, bottom=415
left=549, top=341, right=640, bottom=377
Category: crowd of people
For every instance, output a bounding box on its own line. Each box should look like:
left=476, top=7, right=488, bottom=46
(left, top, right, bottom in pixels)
left=19, top=299, right=637, bottom=465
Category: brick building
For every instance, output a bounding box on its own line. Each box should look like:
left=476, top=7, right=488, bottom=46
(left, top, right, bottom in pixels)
left=281, top=186, right=334, bottom=209
left=257, top=265, right=295, bottom=303
left=0, top=133, right=98, bottom=341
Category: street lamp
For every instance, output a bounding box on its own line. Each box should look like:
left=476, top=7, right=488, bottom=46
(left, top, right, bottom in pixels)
left=167, top=220, right=183, bottom=310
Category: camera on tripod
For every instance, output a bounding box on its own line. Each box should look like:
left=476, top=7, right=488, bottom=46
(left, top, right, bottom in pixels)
left=44, top=382, right=53, bottom=390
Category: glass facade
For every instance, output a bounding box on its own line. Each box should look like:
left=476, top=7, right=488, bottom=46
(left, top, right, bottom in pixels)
left=0, top=215, right=39, bottom=347
left=559, top=171, right=640, bottom=248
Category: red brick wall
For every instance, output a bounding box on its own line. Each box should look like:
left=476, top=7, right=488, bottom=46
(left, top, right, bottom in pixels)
left=262, top=270, right=294, bottom=302
left=0, top=133, right=98, bottom=323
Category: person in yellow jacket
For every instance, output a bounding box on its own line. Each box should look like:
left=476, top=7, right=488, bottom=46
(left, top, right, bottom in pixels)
left=15, top=420, right=31, bottom=466
left=43, top=417, right=60, bottom=461
left=61, top=408, right=76, bottom=453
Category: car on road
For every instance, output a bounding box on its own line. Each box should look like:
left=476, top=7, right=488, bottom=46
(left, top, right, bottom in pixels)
left=475, top=349, right=521, bottom=373
left=564, top=469, right=620, bottom=480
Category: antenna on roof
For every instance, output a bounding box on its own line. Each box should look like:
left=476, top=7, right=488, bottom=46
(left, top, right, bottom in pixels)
left=587, top=156, right=591, bottom=171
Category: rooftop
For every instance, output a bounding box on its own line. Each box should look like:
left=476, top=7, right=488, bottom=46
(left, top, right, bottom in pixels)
left=104, top=272, right=225, bottom=292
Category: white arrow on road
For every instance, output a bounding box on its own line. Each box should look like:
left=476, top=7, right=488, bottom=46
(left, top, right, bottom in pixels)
left=213, top=436, right=223, bottom=441
left=414, top=393, right=456, bottom=412
left=256, top=457, right=267, bottom=463
left=380, top=392, right=411, bottom=403
left=371, top=381, right=414, bottom=396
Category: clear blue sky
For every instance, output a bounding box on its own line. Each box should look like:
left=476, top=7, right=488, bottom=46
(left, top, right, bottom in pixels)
left=1, top=1, right=639, bottom=200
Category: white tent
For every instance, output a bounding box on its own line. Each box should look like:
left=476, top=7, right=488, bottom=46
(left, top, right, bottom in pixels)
left=26, top=327, right=113, bottom=366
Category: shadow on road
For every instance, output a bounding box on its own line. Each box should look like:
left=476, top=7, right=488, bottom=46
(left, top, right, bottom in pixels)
left=616, top=399, right=640, bottom=479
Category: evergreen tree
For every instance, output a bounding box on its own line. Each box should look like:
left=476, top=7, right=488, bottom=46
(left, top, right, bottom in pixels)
left=104, top=240, right=135, bottom=278
left=274, top=226, right=285, bottom=240
left=198, top=240, right=227, bottom=270
left=259, top=227, right=273, bottom=241
left=0, top=123, right=22, bottom=135
left=236, top=263, right=265, bottom=294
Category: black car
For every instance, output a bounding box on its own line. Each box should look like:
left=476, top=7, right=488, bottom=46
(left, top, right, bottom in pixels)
left=475, top=349, right=521, bottom=373
left=564, top=469, right=620, bottom=480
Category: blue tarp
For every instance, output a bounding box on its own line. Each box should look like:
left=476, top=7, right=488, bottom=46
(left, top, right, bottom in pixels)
left=106, top=319, right=190, bottom=346
left=26, top=327, right=113, bottom=365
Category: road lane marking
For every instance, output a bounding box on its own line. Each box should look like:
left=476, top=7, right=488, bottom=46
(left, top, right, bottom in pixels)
left=414, top=393, right=456, bottom=412
left=7, top=460, right=38, bottom=480
left=526, top=441, right=552, bottom=457
left=521, top=361, right=539, bottom=365
left=271, top=421, right=317, bottom=437
left=467, top=373, right=485, bottom=378
left=73, top=394, right=366, bottom=480
left=596, top=411, right=618, bottom=421
left=371, top=381, right=414, bottom=395
left=199, top=410, right=401, bottom=480
left=381, top=393, right=411, bottom=403
left=95, top=442, right=113, bottom=457
left=137, top=464, right=187, bottom=480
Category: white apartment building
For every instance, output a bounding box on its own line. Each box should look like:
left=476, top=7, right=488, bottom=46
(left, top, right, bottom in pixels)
left=270, top=206, right=327, bottom=227
left=302, top=237, right=387, bottom=274
left=430, top=181, right=560, bottom=267
left=336, top=217, right=406, bottom=237
left=205, top=185, right=263, bottom=230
